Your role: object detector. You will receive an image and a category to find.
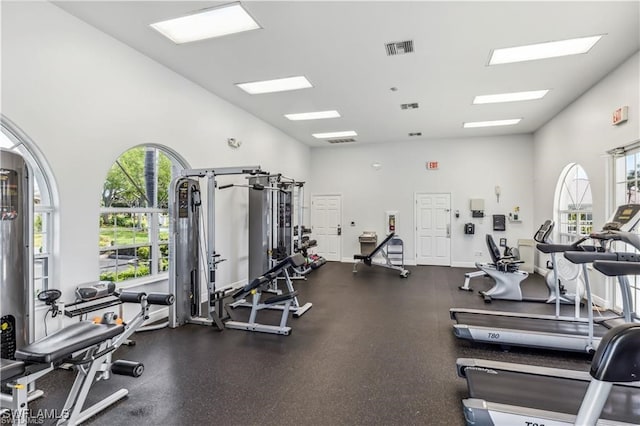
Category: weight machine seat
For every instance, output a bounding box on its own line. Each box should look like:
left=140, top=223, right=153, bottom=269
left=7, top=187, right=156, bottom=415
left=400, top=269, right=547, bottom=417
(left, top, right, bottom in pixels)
left=353, top=232, right=396, bottom=261
left=486, top=235, right=504, bottom=264
left=264, top=291, right=298, bottom=305
left=14, top=321, right=124, bottom=364
left=233, top=253, right=307, bottom=300
left=0, top=358, right=26, bottom=381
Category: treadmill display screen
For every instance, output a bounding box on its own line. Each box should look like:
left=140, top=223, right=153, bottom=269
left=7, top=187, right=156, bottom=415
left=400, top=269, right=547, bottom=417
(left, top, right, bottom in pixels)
left=606, top=204, right=640, bottom=231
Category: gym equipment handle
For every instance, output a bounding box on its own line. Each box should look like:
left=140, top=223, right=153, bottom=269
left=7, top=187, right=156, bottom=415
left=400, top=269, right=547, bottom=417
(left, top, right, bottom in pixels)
left=119, top=292, right=145, bottom=303
left=146, top=293, right=175, bottom=306
left=111, top=359, right=144, bottom=377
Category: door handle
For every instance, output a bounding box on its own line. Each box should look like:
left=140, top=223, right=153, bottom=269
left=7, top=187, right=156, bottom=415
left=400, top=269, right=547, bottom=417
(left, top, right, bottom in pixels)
left=337, top=225, right=342, bottom=236
left=446, top=224, right=450, bottom=238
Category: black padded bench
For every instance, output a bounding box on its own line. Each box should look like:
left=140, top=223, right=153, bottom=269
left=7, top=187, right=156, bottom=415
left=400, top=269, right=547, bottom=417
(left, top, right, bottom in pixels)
left=0, top=292, right=173, bottom=425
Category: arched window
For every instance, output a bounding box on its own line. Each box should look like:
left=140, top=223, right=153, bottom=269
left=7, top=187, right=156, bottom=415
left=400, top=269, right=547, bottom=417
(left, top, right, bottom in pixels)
left=554, top=163, right=593, bottom=243
left=99, top=145, right=185, bottom=283
left=1, top=116, right=58, bottom=296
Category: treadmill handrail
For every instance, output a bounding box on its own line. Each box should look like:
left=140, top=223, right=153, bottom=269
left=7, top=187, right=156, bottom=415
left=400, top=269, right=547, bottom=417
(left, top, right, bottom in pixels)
left=564, top=251, right=618, bottom=264
left=589, top=229, right=640, bottom=251
left=594, top=259, right=640, bottom=277
left=536, top=240, right=589, bottom=254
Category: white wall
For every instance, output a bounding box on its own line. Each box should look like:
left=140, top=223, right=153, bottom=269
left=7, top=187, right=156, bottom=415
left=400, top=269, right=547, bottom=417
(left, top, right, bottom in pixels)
left=309, top=134, right=535, bottom=266
left=533, top=51, right=640, bottom=305
left=1, top=2, right=310, bottom=335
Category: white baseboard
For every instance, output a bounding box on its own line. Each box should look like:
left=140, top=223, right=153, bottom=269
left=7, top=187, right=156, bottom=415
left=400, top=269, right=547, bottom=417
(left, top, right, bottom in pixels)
left=341, top=257, right=417, bottom=266
left=534, top=265, right=547, bottom=275
left=591, top=294, right=610, bottom=309
left=451, top=261, right=476, bottom=268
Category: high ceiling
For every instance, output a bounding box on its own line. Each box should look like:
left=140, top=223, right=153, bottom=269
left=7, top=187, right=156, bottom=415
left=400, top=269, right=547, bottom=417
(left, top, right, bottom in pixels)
left=54, top=1, right=640, bottom=148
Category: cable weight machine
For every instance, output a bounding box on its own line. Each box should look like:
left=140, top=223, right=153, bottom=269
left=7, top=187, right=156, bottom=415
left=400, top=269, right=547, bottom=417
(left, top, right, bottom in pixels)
left=222, top=173, right=318, bottom=317
left=168, top=166, right=263, bottom=330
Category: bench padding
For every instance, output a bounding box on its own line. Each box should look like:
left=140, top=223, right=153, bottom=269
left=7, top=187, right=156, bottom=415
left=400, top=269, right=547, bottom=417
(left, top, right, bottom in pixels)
left=15, top=321, right=124, bottom=364
left=0, top=358, right=26, bottom=381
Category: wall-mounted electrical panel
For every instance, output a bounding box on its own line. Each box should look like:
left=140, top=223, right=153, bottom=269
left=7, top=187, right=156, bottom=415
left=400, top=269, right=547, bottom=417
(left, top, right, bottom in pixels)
left=470, top=199, right=485, bottom=218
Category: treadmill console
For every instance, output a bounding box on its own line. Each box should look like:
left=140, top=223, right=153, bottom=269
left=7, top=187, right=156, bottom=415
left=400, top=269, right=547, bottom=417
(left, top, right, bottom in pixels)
left=602, top=204, right=640, bottom=232
left=534, top=220, right=554, bottom=243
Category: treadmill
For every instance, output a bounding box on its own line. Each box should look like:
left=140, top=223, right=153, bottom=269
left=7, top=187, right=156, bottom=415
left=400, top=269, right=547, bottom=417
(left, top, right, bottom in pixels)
left=457, top=259, right=640, bottom=426
left=450, top=204, right=640, bottom=353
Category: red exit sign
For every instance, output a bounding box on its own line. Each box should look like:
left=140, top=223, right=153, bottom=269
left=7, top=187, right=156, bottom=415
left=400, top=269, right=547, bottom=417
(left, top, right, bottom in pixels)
left=426, top=161, right=439, bottom=170
left=612, top=106, right=628, bottom=125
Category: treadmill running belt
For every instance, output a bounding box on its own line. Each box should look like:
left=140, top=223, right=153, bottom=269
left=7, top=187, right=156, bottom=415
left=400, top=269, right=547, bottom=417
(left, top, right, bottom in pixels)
left=454, top=312, right=610, bottom=337
left=465, top=368, right=640, bottom=424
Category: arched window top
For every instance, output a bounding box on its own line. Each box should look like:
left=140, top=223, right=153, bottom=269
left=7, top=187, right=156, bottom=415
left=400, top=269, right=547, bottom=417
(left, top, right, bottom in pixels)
left=555, top=163, right=593, bottom=243
left=1, top=117, right=58, bottom=208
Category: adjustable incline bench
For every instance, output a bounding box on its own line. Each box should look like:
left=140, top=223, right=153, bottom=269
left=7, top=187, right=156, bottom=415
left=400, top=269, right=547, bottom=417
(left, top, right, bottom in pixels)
left=226, top=253, right=307, bottom=335
left=0, top=292, right=174, bottom=425
left=353, top=232, right=410, bottom=278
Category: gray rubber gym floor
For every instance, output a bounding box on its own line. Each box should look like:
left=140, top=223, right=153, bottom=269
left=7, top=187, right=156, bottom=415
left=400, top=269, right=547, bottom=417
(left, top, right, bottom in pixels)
left=30, top=262, right=596, bottom=425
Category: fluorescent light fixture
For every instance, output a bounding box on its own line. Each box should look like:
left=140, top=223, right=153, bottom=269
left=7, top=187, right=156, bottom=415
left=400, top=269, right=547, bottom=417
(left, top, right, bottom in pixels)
left=236, top=76, right=312, bottom=94
left=463, top=119, right=521, bottom=128
left=473, top=90, right=549, bottom=104
left=312, top=131, right=358, bottom=139
left=150, top=3, right=260, bottom=44
left=285, top=110, right=341, bottom=121
left=489, top=35, right=602, bottom=65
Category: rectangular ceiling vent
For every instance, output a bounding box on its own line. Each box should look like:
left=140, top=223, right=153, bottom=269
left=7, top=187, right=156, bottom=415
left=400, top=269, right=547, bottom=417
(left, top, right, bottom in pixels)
left=400, top=103, right=419, bottom=110
left=385, top=40, right=414, bottom=56
left=327, top=138, right=356, bottom=144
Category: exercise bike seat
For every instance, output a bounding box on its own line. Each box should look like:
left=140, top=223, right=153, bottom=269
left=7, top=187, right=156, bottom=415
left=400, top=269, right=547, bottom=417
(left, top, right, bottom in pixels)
left=15, top=321, right=124, bottom=364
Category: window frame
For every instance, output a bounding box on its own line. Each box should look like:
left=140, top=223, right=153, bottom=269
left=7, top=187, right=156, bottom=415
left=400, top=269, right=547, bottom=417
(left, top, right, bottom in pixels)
left=1, top=116, right=58, bottom=300
left=99, top=145, right=184, bottom=285
left=554, top=163, right=593, bottom=244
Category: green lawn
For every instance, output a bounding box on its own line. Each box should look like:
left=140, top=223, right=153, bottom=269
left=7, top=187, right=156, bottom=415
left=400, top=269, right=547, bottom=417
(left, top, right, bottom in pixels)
left=99, top=227, right=149, bottom=247
left=99, top=227, right=169, bottom=247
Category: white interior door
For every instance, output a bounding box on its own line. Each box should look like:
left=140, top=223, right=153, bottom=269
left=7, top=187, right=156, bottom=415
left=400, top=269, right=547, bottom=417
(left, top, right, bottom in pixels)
left=311, top=195, right=341, bottom=261
left=415, top=193, right=451, bottom=265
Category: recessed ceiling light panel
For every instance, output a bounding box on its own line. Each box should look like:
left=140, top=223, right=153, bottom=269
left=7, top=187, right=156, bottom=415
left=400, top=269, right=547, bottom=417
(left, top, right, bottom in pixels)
left=313, top=131, right=358, bottom=139
left=463, top=119, right=522, bottom=128
left=489, top=35, right=603, bottom=65
left=284, top=110, right=341, bottom=121
left=236, top=76, right=313, bottom=94
left=150, top=3, right=261, bottom=44
left=473, top=90, right=550, bottom=104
